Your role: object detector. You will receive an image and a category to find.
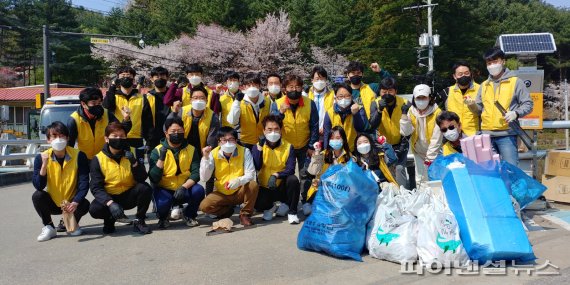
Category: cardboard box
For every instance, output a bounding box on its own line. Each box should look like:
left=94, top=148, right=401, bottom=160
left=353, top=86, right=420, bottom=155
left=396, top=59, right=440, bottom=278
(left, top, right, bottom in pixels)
left=542, top=174, right=570, bottom=203
left=544, top=150, right=570, bottom=177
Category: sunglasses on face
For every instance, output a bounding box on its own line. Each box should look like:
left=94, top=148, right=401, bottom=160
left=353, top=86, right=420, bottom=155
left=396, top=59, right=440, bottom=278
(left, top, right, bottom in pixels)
left=440, top=125, right=456, bottom=133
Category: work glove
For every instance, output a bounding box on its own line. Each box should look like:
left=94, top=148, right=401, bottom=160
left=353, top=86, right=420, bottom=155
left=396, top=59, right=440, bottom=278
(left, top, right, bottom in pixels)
left=504, top=111, right=518, bottom=123
left=109, top=202, right=126, bottom=220
left=235, top=91, right=244, bottom=101
left=159, top=147, right=168, bottom=161
left=173, top=186, right=187, bottom=202
left=378, top=98, right=387, bottom=112
left=124, top=151, right=137, bottom=166
left=267, top=175, right=278, bottom=190
left=258, top=137, right=266, bottom=147
left=226, top=179, right=240, bottom=190
left=464, top=96, right=476, bottom=106
left=401, top=101, right=412, bottom=114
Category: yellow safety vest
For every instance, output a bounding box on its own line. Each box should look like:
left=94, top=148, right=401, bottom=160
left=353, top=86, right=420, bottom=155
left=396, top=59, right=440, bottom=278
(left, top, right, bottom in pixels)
left=95, top=151, right=136, bottom=195
left=145, top=93, right=156, bottom=125
left=45, top=147, right=79, bottom=206
left=326, top=109, right=356, bottom=152
left=409, top=107, right=442, bottom=153
left=442, top=141, right=460, bottom=156
left=308, top=87, right=334, bottom=113
left=480, top=77, right=517, bottom=131
left=181, top=106, right=214, bottom=149
left=258, top=141, right=292, bottom=188
left=219, top=92, right=234, bottom=127
left=113, top=93, right=152, bottom=139
left=275, top=97, right=312, bottom=149
left=375, top=96, right=406, bottom=145
left=239, top=98, right=271, bottom=145
left=155, top=144, right=195, bottom=191
left=70, top=110, right=109, bottom=160
left=213, top=145, right=245, bottom=195
left=359, top=83, right=377, bottom=119
left=447, top=83, right=480, bottom=136
left=182, top=86, right=213, bottom=110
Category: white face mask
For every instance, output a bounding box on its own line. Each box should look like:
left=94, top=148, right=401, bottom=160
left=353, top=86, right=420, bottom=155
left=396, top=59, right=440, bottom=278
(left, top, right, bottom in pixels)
left=357, top=143, right=371, bottom=155
left=245, top=87, right=260, bottom=99
left=228, top=81, right=239, bottom=93
left=415, top=99, right=429, bottom=110
left=268, top=85, right=281, bottom=95
left=51, top=138, right=67, bottom=151
left=337, top=98, right=352, bottom=108
left=487, top=63, right=503, bottom=77
left=188, top=75, right=202, bottom=86
left=265, top=131, right=281, bottom=143
left=443, top=128, right=460, bottom=142
left=220, top=142, right=237, bottom=154
left=313, top=80, right=326, bottom=91
left=192, top=100, right=207, bottom=111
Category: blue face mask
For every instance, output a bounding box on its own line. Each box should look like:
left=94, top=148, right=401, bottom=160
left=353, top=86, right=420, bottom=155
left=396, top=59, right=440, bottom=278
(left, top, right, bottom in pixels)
left=329, top=139, right=343, bottom=150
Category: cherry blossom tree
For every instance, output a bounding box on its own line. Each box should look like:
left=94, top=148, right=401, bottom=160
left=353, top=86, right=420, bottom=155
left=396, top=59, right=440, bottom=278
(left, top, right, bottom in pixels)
left=310, top=45, right=349, bottom=78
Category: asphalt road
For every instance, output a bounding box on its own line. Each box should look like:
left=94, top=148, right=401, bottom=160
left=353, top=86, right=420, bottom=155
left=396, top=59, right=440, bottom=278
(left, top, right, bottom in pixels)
left=1, top=182, right=568, bottom=285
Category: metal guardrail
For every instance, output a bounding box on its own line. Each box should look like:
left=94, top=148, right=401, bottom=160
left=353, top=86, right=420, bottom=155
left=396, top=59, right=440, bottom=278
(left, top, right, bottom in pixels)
left=0, top=139, right=48, bottom=168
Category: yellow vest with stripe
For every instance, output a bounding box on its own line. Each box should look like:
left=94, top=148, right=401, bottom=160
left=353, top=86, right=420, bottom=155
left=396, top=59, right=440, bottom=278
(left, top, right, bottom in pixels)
left=155, top=144, right=195, bottom=191
left=145, top=93, right=156, bottom=125
left=182, top=86, right=213, bottom=110
left=45, top=147, right=79, bottom=206
left=442, top=141, right=459, bottom=156
left=70, top=110, right=108, bottom=160
left=95, top=151, right=136, bottom=195
left=409, top=107, right=442, bottom=152
left=359, top=84, right=377, bottom=119
left=374, top=96, right=406, bottom=145
left=275, top=97, right=312, bottom=149
left=447, top=83, right=480, bottom=136
left=480, top=77, right=517, bottom=131
left=239, top=98, right=271, bottom=145
left=258, top=141, right=292, bottom=188
left=308, top=87, right=334, bottom=112
left=219, top=93, right=234, bottom=127
left=113, top=93, right=151, bottom=139
left=326, top=109, right=356, bottom=152
left=213, top=145, right=245, bottom=195
left=181, top=106, right=214, bottom=149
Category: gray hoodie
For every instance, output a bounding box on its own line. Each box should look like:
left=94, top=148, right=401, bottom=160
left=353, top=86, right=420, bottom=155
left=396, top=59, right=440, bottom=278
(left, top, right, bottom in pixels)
left=475, top=68, right=533, bottom=137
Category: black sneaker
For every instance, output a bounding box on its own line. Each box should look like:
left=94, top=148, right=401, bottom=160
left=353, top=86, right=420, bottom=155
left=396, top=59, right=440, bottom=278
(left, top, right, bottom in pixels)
left=133, top=219, right=152, bottom=234
left=157, top=219, right=170, bottom=229
left=56, top=219, right=66, bottom=232
left=103, top=218, right=116, bottom=234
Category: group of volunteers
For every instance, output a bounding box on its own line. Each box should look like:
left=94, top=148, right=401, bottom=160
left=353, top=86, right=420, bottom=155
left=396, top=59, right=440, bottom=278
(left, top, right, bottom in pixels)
left=32, top=46, right=533, bottom=241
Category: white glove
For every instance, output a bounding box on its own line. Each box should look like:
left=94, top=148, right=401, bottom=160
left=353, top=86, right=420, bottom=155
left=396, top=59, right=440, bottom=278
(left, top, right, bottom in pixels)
left=504, top=111, right=518, bottom=123
left=227, top=178, right=241, bottom=190
left=464, top=96, right=476, bottom=106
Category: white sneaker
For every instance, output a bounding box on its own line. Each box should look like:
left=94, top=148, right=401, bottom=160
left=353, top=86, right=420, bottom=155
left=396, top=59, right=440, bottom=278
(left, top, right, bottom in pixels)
left=37, top=225, right=56, bottom=242
left=67, top=227, right=83, bottom=236
left=170, top=208, right=183, bottom=220
left=288, top=214, right=300, bottom=224
left=275, top=203, right=289, bottom=217
left=262, top=210, right=274, bottom=221
left=302, top=203, right=312, bottom=216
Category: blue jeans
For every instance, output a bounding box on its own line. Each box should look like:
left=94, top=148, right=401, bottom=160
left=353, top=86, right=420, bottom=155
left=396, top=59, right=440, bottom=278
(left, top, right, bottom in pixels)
left=153, top=185, right=205, bottom=219
left=491, top=135, right=519, bottom=166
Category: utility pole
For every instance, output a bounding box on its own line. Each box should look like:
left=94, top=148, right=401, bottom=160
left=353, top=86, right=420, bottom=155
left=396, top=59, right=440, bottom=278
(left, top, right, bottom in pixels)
left=404, top=0, right=439, bottom=72
left=427, top=0, right=434, bottom=71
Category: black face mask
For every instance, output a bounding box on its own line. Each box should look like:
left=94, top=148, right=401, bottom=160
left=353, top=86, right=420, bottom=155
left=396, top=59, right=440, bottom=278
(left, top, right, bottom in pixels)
left=87, top=105, right=104, bottom=119
left=349, top=75, right=362, bottom=85
left=108, top=138, right=129, bottom=151
left=286, top=91, right=301, bottom=100
left=119, top=77, right=134, bottom=89
left=383, top=94, right=396, bottom=103
left=169, top=133, right=185, bottom=145
left=457, top=76, right=471, bottom=87
left=154, top=79, right=167, bottom=89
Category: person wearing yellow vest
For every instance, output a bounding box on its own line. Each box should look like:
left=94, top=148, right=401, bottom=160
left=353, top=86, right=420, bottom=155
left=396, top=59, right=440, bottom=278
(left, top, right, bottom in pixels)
left=445, top=61, right=480, bottom=136
left=308, top=66, right=335, bottom=138
left=145, top=66, right=172, bottom=150
left=345, top=61, right=392, bottom=119
left=103, top=66, right=155, bottom=164
left=265, top=73, right=284, bottom=106
left=217, top=71, right=243, bottom=128
left=68, top=87, right=132, bottom=160
left=400, top=84, right=443, bottom=185
left=436, top=111, right=468, bottom=156
left=148, top=117, right=205, bottom=229
left=475, top=47, right=533, bottom=166
left=251, top=115, right=300, bottom=224
left=323, top=83, right=369, bottom=152
left=227, top=73, right=271, bottom=149
left=32, top=122, right=90, bottom=241
left=271, top=74, right=319, bottom=216
left=369, top=77, right=411, bottom=189
left=352, top=133, right=398, bottom=186
left=199, top=127, right=258, bottom=226
left=89, top=122, right=153, bottom=235
left=163, top=64, right=218, bottom=114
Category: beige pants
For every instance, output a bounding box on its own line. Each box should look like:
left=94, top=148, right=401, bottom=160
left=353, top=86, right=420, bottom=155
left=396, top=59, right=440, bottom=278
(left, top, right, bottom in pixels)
left=199, top=181, right=259, bottom=216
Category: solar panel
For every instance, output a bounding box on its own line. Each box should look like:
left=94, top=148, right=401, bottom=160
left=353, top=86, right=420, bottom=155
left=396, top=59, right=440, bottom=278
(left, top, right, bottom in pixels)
left=497, top=33, right=556, bottom=55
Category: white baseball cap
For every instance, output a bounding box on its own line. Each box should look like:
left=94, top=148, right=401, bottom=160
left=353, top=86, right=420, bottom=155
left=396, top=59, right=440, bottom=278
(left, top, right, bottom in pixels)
left=413, top=84, right=431, bottom=98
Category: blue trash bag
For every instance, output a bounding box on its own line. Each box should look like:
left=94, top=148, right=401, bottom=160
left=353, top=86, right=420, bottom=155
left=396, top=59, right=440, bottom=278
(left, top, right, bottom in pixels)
left=297, top=160, right=379, bottom=261
left=428, top=153, right=467, bottom=181
left=498, top=161, right=547, bottom=210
